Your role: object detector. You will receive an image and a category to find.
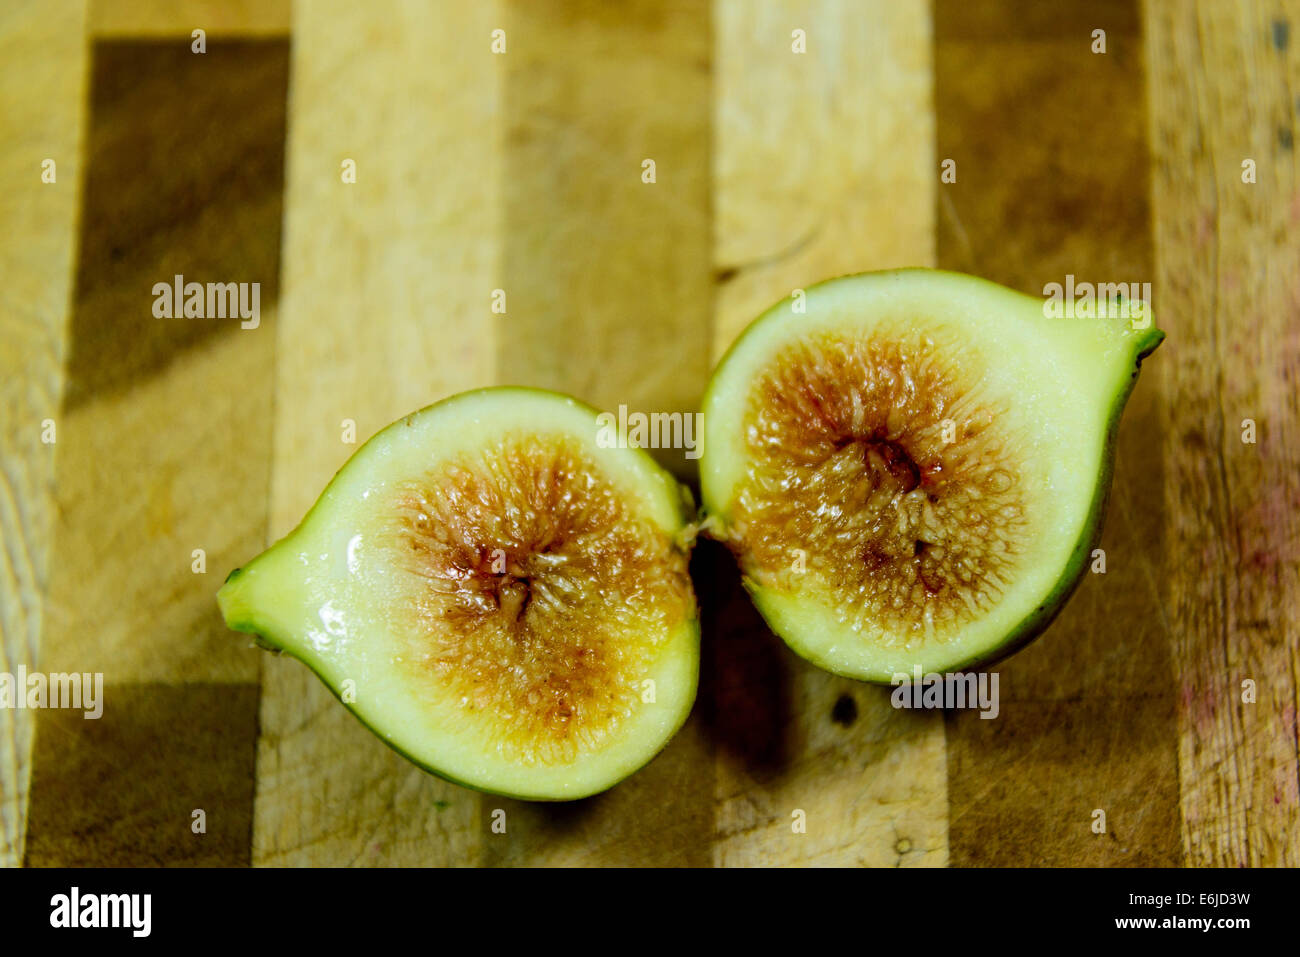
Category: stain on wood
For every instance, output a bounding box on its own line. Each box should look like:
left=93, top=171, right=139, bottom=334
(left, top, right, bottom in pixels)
left=1145, top=0, right=1300, bottom=867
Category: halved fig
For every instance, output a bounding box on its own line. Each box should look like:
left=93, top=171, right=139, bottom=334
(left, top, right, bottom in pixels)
left=701, top=269, right=1164, bottom=681
left=218, top=387, right=699, bottom=800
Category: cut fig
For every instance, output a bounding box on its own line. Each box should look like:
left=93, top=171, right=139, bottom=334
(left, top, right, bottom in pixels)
left=701, top=269, right=1163, bottom=681
left=218, top=387, right=699, bottom=800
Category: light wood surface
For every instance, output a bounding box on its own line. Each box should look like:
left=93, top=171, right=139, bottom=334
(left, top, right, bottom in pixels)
left=0, top=0, right=88, bottom=868
left=255, top=0, right=499, bottom=866
left=89, top=0, right=290, bottom=36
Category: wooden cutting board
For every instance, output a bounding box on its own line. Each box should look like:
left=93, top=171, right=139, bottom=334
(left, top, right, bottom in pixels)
left=2, top=0, right=1295, bottom=867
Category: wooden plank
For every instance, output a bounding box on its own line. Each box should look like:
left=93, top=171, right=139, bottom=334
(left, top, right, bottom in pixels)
left=254, top=0, right=500, bottom=867
left=24, top=685, right=259, bottom=866
left=1144, top=0, right=1300, bottom=867
left=483, top=0, right=715, bottom=866
left=89, top=0, right=290, bottom=36
left=23, top=38, right=288, bottom=865
left=494, top=0, right=714, bottom=479
left=713, top=0, right=936, bottom=350
left=710, top=0, right=947, bottom=867
left=935, top=0, right=1183, bottom=865
left=0, top=0, right=87, bottom=868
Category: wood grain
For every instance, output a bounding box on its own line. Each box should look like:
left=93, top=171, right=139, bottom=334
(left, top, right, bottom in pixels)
left=253, top=0, right=501, bottom=867
left=0, top=0, right=87, bottom=868
left=710, top=0, right=947, bottom=866
left=1145, top=0, right=1300, bottom=867
left=24, top=685, right=259, bottom=866
left=24, top=37, right=288, bottom=866
left=89, top=0, right=289, bottom=36
left=713, top=0, right=936, bottom=350
left=935, top=0, right=1183, bottom=865
left=484, top=0, right=715, bottom=866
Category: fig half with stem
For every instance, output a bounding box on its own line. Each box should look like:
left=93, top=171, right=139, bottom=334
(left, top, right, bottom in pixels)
left=700, top=268, right=1163, bottom=681
left=218, top=387, right=700, bottom=800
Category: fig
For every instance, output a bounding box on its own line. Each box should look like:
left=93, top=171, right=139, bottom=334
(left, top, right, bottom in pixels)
left=218, top=387, right=700, bottom=800
left=700, top=269, right=1163, bottom=681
